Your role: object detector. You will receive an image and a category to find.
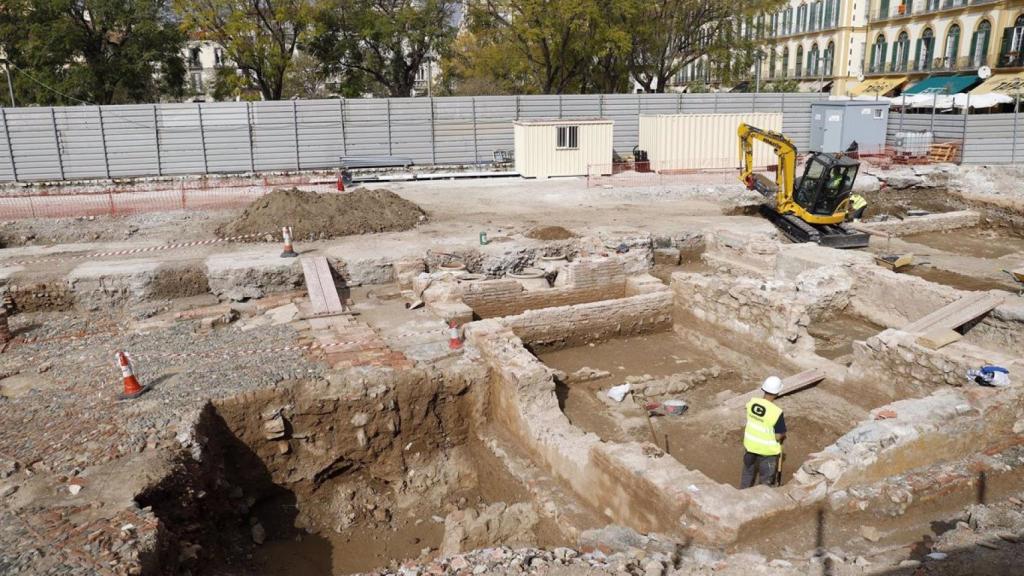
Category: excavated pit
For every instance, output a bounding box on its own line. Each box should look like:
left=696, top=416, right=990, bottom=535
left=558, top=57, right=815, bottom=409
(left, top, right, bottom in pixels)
left=902, top=227, right=1024, bottom=260
left=807, top=312, right=885, bottom=364
left=536, top=329, right=872, bottom=488
left=137, top=376, right=567, bottom=576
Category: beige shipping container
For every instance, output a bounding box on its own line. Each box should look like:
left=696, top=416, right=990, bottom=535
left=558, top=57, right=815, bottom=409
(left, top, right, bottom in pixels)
left=514, top=119, right=613, bottom=178
left=637, top=113, right=783, bottom=171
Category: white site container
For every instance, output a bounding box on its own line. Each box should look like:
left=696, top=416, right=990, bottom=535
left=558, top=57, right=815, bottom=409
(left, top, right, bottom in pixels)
left=638, top=113, right=783, bottom=170
left=513, top=119, right=614, bottom=178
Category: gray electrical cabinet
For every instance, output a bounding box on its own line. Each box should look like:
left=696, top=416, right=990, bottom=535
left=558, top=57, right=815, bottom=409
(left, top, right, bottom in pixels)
left=809, top=101, right=889, bottom=154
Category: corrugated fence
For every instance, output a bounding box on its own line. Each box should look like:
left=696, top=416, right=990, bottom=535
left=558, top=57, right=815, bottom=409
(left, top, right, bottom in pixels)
left=887, top=111, right=1024, bottom=165
left=0, top=93, right=827, bottom=183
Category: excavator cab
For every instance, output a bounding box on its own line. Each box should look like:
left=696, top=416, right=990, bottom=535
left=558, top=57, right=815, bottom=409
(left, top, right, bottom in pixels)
left=794, top=153, right=860, bottom=217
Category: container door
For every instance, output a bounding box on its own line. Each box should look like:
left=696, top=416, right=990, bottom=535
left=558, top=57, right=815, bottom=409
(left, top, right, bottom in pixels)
left=809, top=107, right=826, bottom=152
left=822, top=109, right=844, bottom=153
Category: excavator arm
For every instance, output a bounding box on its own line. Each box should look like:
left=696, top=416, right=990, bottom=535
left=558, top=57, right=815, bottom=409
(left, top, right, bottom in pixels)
left=737, top=123, right=798, bottom=212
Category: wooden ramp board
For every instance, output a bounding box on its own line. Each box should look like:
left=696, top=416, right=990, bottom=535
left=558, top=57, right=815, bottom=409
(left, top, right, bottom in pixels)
left=723, top=368, right=826, bottom=410
left=301, top=256, right=344, bottom=316
left=902, top=292, right=1005, bottom=336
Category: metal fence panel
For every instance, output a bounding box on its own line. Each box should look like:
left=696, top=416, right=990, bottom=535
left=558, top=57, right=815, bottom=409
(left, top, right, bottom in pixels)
left=296, top=99, right=344, bottom=170
left=103, top=105, right=160, bottom=177
left=0, top=92, right=841, bottom=182
left=389, top=98, right=434, bottom=164
left=157, top=104, right=206, bottom=175
left=433, top=97, right=476, bottom=164
left=53, top=106, right=107, bottom=180
left=201, top=102, right=252, bottom=174
left=252, top=101, right=299, bottom=171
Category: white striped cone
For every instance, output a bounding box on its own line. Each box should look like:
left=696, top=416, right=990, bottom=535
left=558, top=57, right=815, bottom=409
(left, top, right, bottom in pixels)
left=281, top=226, right=298, bottom=258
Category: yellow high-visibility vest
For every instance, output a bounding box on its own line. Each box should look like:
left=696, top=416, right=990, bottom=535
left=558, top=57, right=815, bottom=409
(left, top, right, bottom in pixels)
left=744, top=398, right=783, bottom=456
left=850, top=194, right=868, bottom=210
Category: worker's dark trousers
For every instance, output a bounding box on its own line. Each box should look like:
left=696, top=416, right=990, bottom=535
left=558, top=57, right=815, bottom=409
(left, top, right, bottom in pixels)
left=740, top=451, right=779, bottom=488
left=851, top=206, right=866, bottom=220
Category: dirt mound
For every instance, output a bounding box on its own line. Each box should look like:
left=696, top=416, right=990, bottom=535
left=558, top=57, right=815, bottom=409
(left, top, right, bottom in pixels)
left=219, top=188, right=426, bottom=240
left=525, top=225, right=576, bottom=240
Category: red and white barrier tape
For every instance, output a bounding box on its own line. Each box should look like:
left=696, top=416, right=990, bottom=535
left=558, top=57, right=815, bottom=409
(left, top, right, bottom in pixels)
left=1, top=233, right=267, bottom=267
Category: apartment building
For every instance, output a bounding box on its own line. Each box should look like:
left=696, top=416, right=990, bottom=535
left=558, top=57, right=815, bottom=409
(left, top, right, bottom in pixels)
left=860, top=0, right=1024, bottom=97
left=763, top=0, right=869, bottom=94
left=182, top=39, right=226, bottom=101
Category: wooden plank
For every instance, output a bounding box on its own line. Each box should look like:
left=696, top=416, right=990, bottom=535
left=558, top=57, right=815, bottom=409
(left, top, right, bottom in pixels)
left=917, top=328, right=962, bottom=350
left=313, top=256, right=344, bottom=313
left=902, top=292, right=1005, bottom=335
left=301, top=257, right=329, bottom=315
left=723, top=368, right=826, bottom=410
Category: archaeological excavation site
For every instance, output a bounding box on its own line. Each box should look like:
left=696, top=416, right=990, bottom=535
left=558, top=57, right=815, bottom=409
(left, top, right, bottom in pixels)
left=1, top=160, right=1024, bottom=576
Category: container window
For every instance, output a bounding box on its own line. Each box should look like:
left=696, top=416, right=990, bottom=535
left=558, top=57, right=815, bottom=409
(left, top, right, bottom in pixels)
left=872, top=108, right=884, bottom=119
left=556, top=126, right=579, bottom=149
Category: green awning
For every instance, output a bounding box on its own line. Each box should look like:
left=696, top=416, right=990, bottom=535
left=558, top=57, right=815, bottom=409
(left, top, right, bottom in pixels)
left=904, top=74, right=981, bottom=95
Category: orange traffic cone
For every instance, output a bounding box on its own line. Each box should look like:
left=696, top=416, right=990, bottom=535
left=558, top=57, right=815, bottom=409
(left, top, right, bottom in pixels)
left=448, top=321, right=463, bottom=350
left=116, top=351, right=148, bottom=400
left=336, top=172, right=345, bottom=192
left=280, top=226, right=298, bottom=258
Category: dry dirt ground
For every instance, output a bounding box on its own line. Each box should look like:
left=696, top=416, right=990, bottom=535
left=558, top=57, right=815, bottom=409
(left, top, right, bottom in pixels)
left=1, top=164, right=1023, bottom=576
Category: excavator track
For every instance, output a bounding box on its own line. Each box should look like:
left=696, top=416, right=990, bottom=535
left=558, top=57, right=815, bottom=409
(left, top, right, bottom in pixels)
left=758, top=205, right=869, bottom=249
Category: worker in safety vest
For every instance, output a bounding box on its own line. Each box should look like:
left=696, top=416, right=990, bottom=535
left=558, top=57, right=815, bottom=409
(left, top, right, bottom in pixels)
left=740, top=376, right=787, bottom=489
left=848, top=193, right=868, bottom=222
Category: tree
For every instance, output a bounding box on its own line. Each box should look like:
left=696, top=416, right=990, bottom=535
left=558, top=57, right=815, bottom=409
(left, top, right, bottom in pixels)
left=0, top=0, right=186, bottom=105
left=174, top=0, right=313, bottom=100
left=283, top=52, right=328, bottom=99
left=628, top=0, right=782, bottom=93
left=307, top=0, right=457, bottom=98
left=462, top=0, right=633, bottom=95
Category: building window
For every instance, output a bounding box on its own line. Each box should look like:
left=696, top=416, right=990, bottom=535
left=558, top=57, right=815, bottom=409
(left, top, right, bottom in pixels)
left=871, top=33, right=888, bottom=73
left=1001, top=14, right=1024, bottom=67
left=970, top=20, right=991, bottom=68
left=944, top=24, right=961, bottom=70
left=926, top=0, right=939, bottom=10
left=825, top=41, right=835, bottom=76
left=556, top=126, right=578, bottom=150
left=769, top=49, right=777, bottom=78
left=796, top=45, right=804, bottom=77
left=787, top=7, right=794, bottom=34
left=188, top=47, right=201, bottom=68
left=808, top=43, right=820, bottom=76
left=214, top=48, right=224, bottom=67
left=782, top=47, right=790, bottom=77
left=916, top=28, right=934, bottom=71
left=892, top=31, right=910, bottom=72
left=190, top=72, right=203, bottom=93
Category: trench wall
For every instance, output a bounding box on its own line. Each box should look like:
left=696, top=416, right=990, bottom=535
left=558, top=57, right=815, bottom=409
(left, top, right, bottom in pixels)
left=498, top=290, right=672, bottom=351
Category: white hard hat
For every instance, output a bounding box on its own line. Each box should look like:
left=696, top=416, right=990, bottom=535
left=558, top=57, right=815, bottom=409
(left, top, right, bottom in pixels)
left=761, top=376, right=783, bottom=395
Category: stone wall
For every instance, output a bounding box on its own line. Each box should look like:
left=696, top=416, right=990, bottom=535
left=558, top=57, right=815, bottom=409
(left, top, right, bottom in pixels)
left=671, top=266, right=852, bottom=361
left=963, top=300, right=1024, bottom=358
left=848, top=266, right=962, bottom=329
left=498, top=291, right=672, bottom=352
left=792, top=384, right=1024, bottom=520
left=857, top=210, right=980, bottom=236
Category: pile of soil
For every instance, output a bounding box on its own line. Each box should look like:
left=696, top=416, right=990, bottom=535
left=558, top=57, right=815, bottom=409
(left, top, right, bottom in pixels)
left=219, top=188, right=427, bottom=240
left=525, top=225, right=576, bottom=240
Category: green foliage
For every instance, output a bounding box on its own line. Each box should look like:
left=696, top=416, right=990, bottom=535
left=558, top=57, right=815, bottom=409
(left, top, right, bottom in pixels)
left=762, top=79, right=799, bottom=93
left=452, top=0, right=635, bottom=95
left=174, top=0, right=313, bottom=101
left=307, top=0, right=457, bottom=98
left=0, top=0, right=186, bottom=105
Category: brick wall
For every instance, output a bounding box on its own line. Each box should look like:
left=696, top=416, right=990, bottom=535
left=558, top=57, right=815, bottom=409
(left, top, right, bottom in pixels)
left=498, top=291, right=672, bottom=352
left=462, top=257, right=627, bottom=318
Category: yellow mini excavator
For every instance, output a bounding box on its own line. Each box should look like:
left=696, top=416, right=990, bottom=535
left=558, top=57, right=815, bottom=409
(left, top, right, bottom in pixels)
left=738, top=123, right=869, bottom=249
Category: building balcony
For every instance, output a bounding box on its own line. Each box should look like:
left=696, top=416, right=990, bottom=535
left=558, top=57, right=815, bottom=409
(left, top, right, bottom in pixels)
left=999, top=51, right=1024, bottom=68
left=869, top=0, right=984, bottom=22
left=866, top=55, right=987, bottom=75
